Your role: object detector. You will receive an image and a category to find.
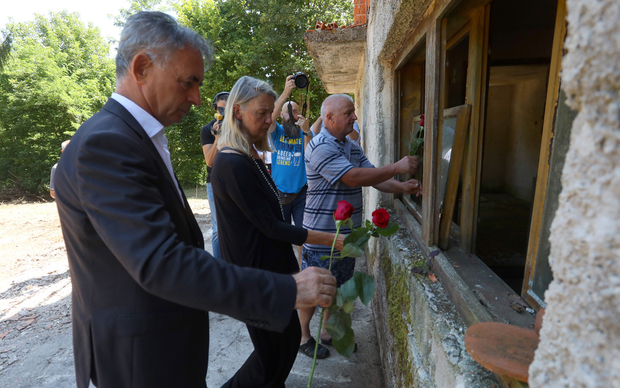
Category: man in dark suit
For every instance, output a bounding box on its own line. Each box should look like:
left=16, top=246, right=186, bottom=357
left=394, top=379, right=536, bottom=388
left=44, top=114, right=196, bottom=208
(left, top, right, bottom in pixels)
left=54, top=12, right=336, bottom=388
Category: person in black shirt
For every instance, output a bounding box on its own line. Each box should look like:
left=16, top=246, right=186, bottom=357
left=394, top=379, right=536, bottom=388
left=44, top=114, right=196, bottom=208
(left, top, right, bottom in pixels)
left=200, top=91, right=228, bottom=259
left=212, top=76, right=344, bottom=387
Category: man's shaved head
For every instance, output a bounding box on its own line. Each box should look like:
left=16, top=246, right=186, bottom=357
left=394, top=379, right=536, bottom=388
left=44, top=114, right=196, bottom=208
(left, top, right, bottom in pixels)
left=281, top=101, right=299, bottom=114
left=320, top=94, right=357, bottom=141
left=320, top=94, right=353, bottom=121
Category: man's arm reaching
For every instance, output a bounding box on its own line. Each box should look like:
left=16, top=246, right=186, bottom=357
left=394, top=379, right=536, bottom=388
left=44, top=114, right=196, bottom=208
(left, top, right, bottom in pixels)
left=373, top=178, right=422, bottom=196
left=340, top=156, right=420, bottom=187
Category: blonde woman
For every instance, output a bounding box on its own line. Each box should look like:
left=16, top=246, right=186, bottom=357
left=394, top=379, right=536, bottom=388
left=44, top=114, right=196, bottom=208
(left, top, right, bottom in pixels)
left=212, top=76, right=343, bottom=387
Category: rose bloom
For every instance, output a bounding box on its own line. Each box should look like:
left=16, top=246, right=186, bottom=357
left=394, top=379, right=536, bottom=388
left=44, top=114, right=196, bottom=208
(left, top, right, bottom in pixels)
left=372, top=209, right=390, bottom=228
left=419, top=114, right=425, bottom=127
left=334, top=200, right=354, bottom=221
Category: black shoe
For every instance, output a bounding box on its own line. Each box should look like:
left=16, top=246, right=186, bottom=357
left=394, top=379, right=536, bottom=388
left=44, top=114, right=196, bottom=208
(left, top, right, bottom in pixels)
left=299, top=337, right=330, bottom=359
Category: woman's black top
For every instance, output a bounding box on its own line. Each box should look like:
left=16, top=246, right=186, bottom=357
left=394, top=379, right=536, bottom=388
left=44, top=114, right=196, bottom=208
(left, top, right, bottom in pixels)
left=211, top=151, right=307, bottom=275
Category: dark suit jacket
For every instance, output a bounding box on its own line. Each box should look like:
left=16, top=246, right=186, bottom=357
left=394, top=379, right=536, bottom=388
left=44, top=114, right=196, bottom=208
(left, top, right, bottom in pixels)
left=55, top=99, right=297, bottom=388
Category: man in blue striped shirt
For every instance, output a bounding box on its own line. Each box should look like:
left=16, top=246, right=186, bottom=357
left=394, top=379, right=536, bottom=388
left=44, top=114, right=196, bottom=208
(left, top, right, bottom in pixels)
left=298, top=94, right=422, bottom=359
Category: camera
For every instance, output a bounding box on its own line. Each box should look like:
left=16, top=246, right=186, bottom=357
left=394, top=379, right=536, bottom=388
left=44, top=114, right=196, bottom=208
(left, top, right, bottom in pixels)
left=293, top=72, right=309, bottom=89
left=212, top=106, right=225, bottom=136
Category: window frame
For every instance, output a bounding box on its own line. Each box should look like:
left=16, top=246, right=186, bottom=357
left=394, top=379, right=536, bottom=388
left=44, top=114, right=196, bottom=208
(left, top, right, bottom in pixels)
left=391, top=0, right=569, bottom=311
left=395, top=40, right=427, bottom=225
left=438, top=104, right=471, bottom=250
left=521, top=0, right=568, bottom=310
left=388, top=1, right=570, bottom=386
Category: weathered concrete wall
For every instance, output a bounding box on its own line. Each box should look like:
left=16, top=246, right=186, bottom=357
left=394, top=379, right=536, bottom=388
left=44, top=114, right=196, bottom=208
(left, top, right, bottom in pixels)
left=370, top=212, right=497, bottom=388
left=303, top=27, right=367, bottom=94
left=359, top=0, right=398, bottom=224
left=529, top=0, right=620, bottom=386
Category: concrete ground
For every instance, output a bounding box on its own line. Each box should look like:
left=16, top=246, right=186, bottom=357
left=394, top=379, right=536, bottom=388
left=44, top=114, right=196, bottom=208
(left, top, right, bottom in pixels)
left=0, top=195, right=384, bottom=388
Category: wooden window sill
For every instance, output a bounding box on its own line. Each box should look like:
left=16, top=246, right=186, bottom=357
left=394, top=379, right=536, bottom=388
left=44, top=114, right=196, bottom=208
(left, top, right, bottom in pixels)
left=395, top=198, right=535, bottom=328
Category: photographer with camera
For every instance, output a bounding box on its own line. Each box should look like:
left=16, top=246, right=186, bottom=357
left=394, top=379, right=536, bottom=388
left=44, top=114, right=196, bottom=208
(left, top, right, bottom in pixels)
left=201, top=91, right=229, bottom=259
left=268, top=74, right=315, bottom=264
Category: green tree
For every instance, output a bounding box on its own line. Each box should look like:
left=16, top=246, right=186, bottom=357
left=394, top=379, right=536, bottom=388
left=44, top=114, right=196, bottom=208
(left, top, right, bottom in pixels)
left=0, top=34, right=11, bottom=71
left=177, top=0, right=352, bottom=122
left=0, top=11, right=115, bottom=194
left=169, top=0, right=353, bottom=187
left=110, top=0, right=171, bottom=29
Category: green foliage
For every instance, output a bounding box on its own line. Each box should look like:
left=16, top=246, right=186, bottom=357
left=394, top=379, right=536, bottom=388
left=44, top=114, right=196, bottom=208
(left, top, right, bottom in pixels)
left=343, top=227, right=371, bottom=249
left=409, top=126, right=424, bottom=162
left=167, top=109, right=207, bottom=187
left=339, top=242, right=364, bottom=258
left=0, top=35, right=11, bottom=72
left=0, top=12, right=115, bottom=193
left=332, top=326, right=355, bottom=357
left=325, top=271, right=375, bottom=358
left=311, top=208, right=397, bottom=385
left=0, top=0, right=355, bottom=192
left=169, top=0, right=354, bottom=189
left=376, top=221, right=399, bottom=237
left=111, top=0, right=172, bottom=29
left=176, top=0, right=353, bottom=124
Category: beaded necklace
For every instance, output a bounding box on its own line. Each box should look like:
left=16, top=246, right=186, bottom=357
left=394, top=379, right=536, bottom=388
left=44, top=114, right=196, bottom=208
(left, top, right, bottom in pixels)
left=250, top=156, right=285, bottom=220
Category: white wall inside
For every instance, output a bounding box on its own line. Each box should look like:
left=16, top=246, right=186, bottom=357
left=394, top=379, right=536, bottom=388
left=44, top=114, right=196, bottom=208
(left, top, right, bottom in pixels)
left=481, top=67, right=547, bottom=203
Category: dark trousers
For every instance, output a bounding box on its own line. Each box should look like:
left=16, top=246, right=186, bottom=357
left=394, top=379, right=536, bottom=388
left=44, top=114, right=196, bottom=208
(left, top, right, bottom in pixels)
left=222, top=311, right=301, bottom=388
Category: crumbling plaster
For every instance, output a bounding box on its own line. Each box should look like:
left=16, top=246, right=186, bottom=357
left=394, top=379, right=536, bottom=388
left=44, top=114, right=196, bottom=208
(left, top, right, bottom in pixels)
left=370, top=0, right=434, bottom=63
left=529, top=0, right=620, bottom=386
left=303, top=27, right=367, bottom=94
left=359, top=0, right=429, bottom=224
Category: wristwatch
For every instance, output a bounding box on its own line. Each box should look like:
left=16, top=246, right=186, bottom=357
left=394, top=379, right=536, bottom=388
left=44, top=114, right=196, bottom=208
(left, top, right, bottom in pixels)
left=303, top=130, right=313, bottom=137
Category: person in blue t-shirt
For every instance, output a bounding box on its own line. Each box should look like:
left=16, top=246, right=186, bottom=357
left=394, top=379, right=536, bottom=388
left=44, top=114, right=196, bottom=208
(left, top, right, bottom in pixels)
left=268, top=75, right=316, bottom=264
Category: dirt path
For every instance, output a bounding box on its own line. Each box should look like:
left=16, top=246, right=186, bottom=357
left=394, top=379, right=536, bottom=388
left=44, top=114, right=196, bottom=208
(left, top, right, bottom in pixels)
left=0, top=197, right=384, bottom=388
left=0, top=198, right=211, bottom=387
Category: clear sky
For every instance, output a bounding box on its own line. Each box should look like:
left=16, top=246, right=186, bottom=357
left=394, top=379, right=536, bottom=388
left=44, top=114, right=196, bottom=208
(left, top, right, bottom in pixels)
left=1, top=0, right=130, bottom=42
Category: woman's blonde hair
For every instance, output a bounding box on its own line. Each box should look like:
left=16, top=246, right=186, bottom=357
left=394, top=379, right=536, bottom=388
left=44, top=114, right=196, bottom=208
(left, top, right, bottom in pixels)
left=218, top=76, right=277, bottom=156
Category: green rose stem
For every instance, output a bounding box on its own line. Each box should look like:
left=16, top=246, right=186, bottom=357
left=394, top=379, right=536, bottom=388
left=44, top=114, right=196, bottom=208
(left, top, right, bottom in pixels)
left=307, top=220, right=342, bottom=388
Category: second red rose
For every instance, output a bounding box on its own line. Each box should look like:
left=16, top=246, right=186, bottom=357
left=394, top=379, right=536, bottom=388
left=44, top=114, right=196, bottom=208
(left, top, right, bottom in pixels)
left=372, top=209, right=390, bottom=228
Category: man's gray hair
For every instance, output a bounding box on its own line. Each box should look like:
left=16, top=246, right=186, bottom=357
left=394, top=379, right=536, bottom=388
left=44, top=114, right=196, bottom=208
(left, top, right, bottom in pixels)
left=218, top=76, right=278, bottom=156
left=116, top=11, right=213, bottom=79
left=320, top=94, right=354, bottom=121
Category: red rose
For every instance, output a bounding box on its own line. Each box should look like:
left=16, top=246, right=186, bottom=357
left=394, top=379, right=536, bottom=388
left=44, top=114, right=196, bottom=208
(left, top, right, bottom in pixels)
left=419, top=114, right=425, bottom=127
left=334, top=200, right=354, bottom=221
left=372, top=209, right=389, bottom=228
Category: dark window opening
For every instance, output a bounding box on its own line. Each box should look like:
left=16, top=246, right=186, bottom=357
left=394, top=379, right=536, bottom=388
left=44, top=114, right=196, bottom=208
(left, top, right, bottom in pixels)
left=476, top=0, right=558, bottom=293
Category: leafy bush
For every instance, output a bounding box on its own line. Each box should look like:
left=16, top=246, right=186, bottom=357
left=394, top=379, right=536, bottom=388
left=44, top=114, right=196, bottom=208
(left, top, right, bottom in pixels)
left=0, top=11, right=115, bottom=194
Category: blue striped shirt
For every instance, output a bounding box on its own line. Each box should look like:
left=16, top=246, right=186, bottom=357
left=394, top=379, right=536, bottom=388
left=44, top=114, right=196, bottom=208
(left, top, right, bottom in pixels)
left=303, top=127, right=374, bottom=253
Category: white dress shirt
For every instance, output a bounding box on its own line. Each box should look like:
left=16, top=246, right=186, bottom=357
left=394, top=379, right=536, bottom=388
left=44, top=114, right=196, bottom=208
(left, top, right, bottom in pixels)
left=110, top=93, right=185, bottom=205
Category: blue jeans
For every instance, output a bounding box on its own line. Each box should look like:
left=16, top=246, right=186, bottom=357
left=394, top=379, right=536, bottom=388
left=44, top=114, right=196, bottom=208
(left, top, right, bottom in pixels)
left=206, top=182, right=221, bottom=259
left=282, top=185, right=307, bottom=226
